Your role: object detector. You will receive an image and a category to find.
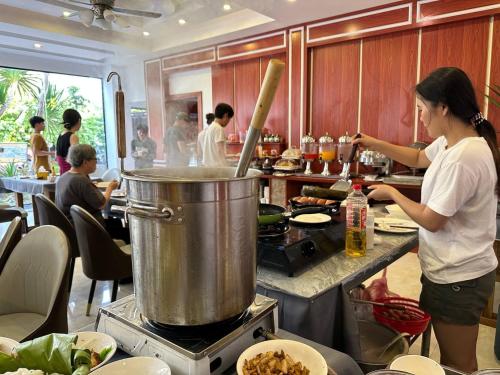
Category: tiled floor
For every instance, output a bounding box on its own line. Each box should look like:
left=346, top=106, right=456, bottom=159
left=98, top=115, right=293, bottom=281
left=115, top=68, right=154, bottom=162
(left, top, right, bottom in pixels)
left=68, top=259, right=133, bottom=332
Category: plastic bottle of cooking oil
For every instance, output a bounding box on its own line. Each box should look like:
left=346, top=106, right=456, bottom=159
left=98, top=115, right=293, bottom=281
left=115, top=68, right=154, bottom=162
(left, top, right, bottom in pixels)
left=345, top=184, right=367, bottom=257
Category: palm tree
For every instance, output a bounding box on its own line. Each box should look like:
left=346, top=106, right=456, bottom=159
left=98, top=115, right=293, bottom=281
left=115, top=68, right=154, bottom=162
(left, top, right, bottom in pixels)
left=0, top=83, right=8, bottom=110
left=42, top=83, right=67, bottom=145
left=0, top=68, right=40, bottom=118
left=36, top=73, right=49, bottom=117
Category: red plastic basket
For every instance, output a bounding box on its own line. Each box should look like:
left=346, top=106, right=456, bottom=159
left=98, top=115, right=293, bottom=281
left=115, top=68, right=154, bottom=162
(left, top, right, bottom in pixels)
left=373, top=297, right=431, bottom=335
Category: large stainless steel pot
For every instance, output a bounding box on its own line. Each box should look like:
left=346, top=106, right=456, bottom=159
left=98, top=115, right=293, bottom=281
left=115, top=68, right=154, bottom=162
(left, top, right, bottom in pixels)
left=122, top=167, right=262, bottom=326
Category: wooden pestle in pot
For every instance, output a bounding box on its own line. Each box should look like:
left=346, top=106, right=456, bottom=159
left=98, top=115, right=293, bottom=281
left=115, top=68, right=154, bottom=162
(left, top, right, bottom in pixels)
left=235, top=59, right=286, bottom=177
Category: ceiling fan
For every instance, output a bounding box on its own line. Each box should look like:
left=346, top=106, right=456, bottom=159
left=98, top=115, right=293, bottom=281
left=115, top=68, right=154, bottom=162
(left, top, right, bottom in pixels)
left=35, top=0, right=168, bottom=30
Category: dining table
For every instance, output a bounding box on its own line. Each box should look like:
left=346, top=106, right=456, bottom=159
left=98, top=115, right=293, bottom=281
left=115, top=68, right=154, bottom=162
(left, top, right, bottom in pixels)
left=0, top=176, right=56, bottom=226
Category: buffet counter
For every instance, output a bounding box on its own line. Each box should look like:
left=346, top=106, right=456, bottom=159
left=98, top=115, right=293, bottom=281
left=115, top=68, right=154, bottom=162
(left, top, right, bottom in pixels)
left=259, top=173, right=422, bottom=206
left=256, top=231, right=420, bottom=357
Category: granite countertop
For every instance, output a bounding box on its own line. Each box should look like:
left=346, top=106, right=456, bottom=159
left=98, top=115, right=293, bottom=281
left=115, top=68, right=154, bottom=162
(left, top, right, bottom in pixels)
left=257, top=232, right=418, bottom=299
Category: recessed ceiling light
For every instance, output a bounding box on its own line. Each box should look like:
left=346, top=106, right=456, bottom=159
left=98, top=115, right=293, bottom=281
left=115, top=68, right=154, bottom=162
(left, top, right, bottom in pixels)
left=178, top=18, right=186, bottom=25
left=143, top=31, right=150, bottom=36
left=63, top=11, right=72, bottom=17
left=287, top=0, right=296, bottom=2
left=33, top=43, right=43, bottom=49
left=223, top=4, right=231, bottom=11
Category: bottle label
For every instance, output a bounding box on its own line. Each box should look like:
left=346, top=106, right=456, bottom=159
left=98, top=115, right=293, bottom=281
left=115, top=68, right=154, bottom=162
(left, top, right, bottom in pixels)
left=360, top=206, right=366, bottom=229
left=346, top=203, right=367, bottom=229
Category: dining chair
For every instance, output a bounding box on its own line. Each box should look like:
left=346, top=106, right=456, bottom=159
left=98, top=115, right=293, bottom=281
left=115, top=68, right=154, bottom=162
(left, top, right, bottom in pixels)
left=0, top=205, right=28, bottom=233
left=0, top=216, right=22, bottom=274
left=0, top=225, right=70, bottom=341
left=34, top=194, right=79, bottom=293
left=70, top=205, right=132, bottom=316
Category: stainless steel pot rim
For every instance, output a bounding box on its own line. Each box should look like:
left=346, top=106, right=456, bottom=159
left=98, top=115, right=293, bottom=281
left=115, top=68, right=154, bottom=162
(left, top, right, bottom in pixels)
left=122, top=167, right=262, bottom=182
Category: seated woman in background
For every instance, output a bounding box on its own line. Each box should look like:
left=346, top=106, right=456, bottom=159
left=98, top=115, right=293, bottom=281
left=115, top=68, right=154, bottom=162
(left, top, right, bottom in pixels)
left=55, top=144, right=130, bottom=243
left=56, top=108, right=81, bottom=175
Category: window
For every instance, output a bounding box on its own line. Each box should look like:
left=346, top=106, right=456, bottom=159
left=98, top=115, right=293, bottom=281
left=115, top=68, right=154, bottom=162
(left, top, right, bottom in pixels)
left=0, top=67, right=107, bottom=170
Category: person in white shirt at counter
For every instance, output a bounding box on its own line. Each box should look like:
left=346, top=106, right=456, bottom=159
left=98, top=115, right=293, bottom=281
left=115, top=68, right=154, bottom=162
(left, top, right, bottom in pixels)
left=197, top=113, right=215, bottom=164
left=200, top=103, right=234, bottom=167
left=353, top=67, right=499, bottom=373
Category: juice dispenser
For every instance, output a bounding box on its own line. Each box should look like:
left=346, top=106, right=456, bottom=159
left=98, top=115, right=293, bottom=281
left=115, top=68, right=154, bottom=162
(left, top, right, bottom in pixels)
left=337, top=132, right=353, bottom=164
left=319, top=133, right=336, bottom=176
left=301, top=134, right=318, bottom=175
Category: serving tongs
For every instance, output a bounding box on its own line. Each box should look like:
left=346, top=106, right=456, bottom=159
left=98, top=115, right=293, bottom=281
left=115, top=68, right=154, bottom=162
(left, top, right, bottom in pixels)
left=330, top=133, right=361, bottom=193
left=256, top=328, right=339, bottom=375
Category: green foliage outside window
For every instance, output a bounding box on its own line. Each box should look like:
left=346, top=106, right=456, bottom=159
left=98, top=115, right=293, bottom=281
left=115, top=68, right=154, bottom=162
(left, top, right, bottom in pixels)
left=0, top=68, right=107, bottom=164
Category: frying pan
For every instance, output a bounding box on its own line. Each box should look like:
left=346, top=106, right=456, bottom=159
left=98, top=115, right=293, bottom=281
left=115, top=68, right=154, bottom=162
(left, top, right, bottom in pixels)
left=258, top=204, right=330, bottom=225
left=258, top=204, right=286, bottom=225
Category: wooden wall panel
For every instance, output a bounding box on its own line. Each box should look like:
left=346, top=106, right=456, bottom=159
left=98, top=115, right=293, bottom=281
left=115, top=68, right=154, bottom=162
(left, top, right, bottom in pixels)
left=488, top=16, right=500, bottom=136
left=162, top=48, right=215, bottom=71
left=218, top=32, right=286, bottom=61
left=310, top=40, right=360, bottom=140
left=234, top=59, right=260, bottom=136
left=212, top=63, right=235, bottom=135
left=360, top=30, right=418, bottom=145
left=290, top=29, right=305, bottom=148
left=260, top=53, right=288, bottom=143
left=308, top=3, right=412, bottom=45
left=145, top=60, right=164, bottom=159
left=418, top=17, right=490, bottom=142
left=417, top=0, right=500, bottom=24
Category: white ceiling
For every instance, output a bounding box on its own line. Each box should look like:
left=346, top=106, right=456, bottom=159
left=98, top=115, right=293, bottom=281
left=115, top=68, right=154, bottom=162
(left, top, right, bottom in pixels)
left=0, top=0, right=401, bottom=66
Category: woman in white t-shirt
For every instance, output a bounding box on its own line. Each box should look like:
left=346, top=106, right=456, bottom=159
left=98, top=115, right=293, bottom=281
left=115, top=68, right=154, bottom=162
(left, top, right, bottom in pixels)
left=201, top=103, right=234, bottom=167
left=354, top=67, right=499, bottom=373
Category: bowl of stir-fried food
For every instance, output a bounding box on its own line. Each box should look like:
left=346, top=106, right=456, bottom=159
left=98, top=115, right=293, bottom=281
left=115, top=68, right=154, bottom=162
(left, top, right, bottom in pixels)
left=236, top=339, right=327, bottom=375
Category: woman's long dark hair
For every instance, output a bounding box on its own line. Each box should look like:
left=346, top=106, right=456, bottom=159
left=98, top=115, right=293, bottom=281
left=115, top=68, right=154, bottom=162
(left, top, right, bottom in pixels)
left=416, top=67, right=500, bottom=193
left=62, top=108, right=81, bottom=130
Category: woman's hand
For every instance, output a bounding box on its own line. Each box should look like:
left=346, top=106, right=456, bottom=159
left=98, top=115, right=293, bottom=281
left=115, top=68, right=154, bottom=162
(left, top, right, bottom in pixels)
left=367, top=184, right=397, bottom=201
left=108, top=180, right=119, bottom=191
left=352, top=133, right=381, bottom=149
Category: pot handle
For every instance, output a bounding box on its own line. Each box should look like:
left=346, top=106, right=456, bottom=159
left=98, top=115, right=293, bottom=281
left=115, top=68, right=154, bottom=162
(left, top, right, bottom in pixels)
left=110, top=204, right=175, bottom=222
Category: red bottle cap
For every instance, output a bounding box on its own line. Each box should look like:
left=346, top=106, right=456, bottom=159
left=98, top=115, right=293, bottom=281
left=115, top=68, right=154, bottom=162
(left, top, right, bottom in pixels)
left=352, top=184, right=362, bottom=190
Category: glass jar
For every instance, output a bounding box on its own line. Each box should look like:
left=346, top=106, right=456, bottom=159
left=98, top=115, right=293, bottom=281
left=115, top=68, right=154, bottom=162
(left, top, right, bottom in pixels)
left=319, top=133, right=336, bottom=162
left=300, top=134, right=318, bottom=160
left=337, top=132, right=353, bottom=163
left=301, top=134, right=318, bottom=175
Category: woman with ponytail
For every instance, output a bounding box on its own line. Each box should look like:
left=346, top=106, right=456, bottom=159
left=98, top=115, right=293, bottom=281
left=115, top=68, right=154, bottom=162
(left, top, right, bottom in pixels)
left=354, top=67, right=498, bottom=372
left=56, top=108, right=82, bottom=174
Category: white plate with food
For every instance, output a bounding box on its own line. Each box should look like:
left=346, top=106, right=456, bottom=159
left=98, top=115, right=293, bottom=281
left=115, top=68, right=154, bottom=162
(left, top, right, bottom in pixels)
left=290, top=213, right=332, bottom=225
left=237, top=339, right=327, bottom=375
left=75, top=331, right=117, bottom=370
left=92, top=357, right=171, bottom=375
left=0, top=337, right=18, bottom=355
left=384, top=204, right=413, bottom=221
left=375, top=217, right=418, bottom=233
